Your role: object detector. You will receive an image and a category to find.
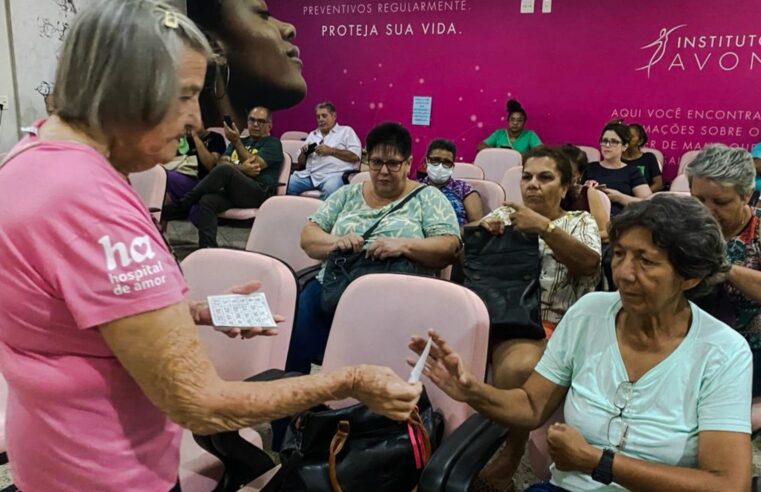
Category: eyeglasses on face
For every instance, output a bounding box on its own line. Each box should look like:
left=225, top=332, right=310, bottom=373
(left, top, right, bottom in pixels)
left=426, top=157, right=454, bottom=168
left=368, top=158, right=406, bottom=172
left=600, top=138, right=623, bottom=147
left=248, top=117, right=270, bottom=126
left=607, top=381, right=633, bottom=450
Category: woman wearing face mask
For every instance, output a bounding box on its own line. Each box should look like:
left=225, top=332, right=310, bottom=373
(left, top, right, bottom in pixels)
left=186, top=0, right=307, bottom=128
left=419, top=138, right=484, bottom=228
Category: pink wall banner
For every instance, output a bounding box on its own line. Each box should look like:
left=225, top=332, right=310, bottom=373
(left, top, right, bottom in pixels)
left=270, top=0, right=761, bottom=180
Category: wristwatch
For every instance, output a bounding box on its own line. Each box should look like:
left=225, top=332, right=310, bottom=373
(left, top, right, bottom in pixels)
left=542, top=221, right=557, bottom=236
left=591, top=448, right=615, bottom=484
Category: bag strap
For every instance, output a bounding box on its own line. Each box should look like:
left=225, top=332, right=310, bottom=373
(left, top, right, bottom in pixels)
left=328, top=420, right=350, bottom=492
left=361, top=185, right=428, bottom=240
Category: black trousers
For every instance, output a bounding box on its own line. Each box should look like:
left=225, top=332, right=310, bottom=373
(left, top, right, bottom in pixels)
left=181, top=165, right=269, bottom=248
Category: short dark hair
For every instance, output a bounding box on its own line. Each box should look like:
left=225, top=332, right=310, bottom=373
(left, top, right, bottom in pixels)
left=366, top=122, right=412, bottom=159
left=559, top=144, right=589, bottom=175
left=599, top=123, right=630, bottom=146
left=628, top=123, right=648, bottom=147
left=506, top=99, right=527, bottom=121
left=523, top=145, right=573, bottom=188
left=315, top=101, right=336, bottom=114
left=608, top=194, right=728, bottom=300
left=426, top=138, right=456, bottom=158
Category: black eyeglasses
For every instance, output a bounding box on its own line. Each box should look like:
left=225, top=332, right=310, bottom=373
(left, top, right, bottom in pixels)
left=607, top=381, right=633, bottom=450
left=426, top=157, right=454, bottom=168
left=368, top=158, right=406, bottom=172
left=600, top=138, right=623, bottom=147
left=247, top=117, right=270, bottom=126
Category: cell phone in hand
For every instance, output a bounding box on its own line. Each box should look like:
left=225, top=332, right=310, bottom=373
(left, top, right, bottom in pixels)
left=223, top=115, right=233, bottom=127
left=305, top=142, right=318, bottom=156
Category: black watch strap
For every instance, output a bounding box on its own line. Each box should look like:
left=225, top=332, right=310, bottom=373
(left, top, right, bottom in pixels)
left=591, top=448, right=615, bottom=484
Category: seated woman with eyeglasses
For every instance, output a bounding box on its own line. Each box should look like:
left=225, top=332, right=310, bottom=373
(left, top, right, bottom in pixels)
left=582, top=123, right=652, bottom=216
left=412, top=195, right=752, bottom=492
left=419, top=138, right=483, bottom=228
left=285, top=122, right=462, bottom=374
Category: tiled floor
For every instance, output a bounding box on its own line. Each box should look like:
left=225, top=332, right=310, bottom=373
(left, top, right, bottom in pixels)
left=1, top=220, right=758, bottom=490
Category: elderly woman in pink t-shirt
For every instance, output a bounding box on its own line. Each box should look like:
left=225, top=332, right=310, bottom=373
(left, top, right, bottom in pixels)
left=0, top=2, right=420, bottom=491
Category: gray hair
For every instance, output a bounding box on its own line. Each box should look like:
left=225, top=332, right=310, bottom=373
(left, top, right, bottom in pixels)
left=685, top=144, right=756, bottom=197
left=54, top=0, right=213, bottom=134
left=608, top=194, right=729, bottom=300
left=315, top=101, right=337, bottom=114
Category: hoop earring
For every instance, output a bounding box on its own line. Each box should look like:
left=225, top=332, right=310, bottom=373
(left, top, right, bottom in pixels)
left=214, top=62, right=230, bottom=100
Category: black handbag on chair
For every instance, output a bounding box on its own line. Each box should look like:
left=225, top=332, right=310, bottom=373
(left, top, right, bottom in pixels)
left=462, top=225, right=544, bottom=340
left=320, top=186, right=429, bottom=312
left=264, top=388, right=444, bottom=492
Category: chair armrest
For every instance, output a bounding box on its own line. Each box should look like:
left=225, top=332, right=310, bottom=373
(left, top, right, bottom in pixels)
left=295, top=264, right=321, bottom=291
left=418, top=414, right=508, bottom=492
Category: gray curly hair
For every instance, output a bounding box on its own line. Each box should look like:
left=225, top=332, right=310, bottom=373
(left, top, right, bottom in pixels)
left=685, top=144, right=755, bottom=197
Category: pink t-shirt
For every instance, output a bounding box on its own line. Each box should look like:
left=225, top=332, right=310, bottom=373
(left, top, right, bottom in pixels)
left=0, top=129, right=188, bottom=491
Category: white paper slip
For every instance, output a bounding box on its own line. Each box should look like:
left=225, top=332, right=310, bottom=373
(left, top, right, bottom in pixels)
left=207, top=293, right=277, bottom=329
left=409, top=337, right=433, bottom=383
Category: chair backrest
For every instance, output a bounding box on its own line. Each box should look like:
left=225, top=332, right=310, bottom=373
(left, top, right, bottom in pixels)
left=281, top=131, right=308, bottom=141
left=244, top=196, right=322, bottom=272
left=180, top=249, right=298, bottom=378
left=349, top=171, right=371, bottom=184
left=461, top=178, right=506, bottom=213
left=275, top=153, right=292, bottom=196
left=577, top=145, right=601, bottom=163
left=670, top=173, right=690, bottom=193
left=130, top=165, right=167, bottom=218
left=641, top=147, right=664, bottom=170
left=281, top=139, right=304, bottom=165
left=500, top=166, right=523, bottom=204
left=591, top=188, right=612, bottom=219
left=474, top=148, right=522, bottom=183
left=452, top=163, right=484, bottom=180
left=207, top=127, right=229, bottom=147
left=321, top=274, right=490, bottom=434
left=678, top=150, right=701, bottom=175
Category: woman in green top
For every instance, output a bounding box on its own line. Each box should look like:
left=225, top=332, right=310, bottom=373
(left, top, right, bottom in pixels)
left=477, top=99, right=542, bottom=154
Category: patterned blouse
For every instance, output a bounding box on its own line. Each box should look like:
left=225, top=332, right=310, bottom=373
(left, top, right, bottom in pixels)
left=420, top=177, right=478, bottom=225
left=482, top=207, right=602, bottom=323
left=309, top=183, right=461, bottom=281
left=723, top=207, right=761, bottom=349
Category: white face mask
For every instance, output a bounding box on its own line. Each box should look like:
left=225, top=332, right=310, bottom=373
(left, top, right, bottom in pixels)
left=426, top=162, right=453, bottom=183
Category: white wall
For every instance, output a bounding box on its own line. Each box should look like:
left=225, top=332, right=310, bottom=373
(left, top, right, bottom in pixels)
left=0, top=0, right=20, bottom=153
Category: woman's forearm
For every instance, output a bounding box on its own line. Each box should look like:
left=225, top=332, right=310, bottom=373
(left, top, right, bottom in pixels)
left=543, top=228, right=600, bottom=277
left=402, top=236, right=460, bottom=269
left=300, top=222, right=338, bottom=260
left=727, top=265, right=761, bottom=304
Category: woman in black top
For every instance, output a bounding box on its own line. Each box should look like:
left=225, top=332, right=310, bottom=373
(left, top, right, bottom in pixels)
left=622, top=123, right=663, bottom=192
left=582, top=123, right=652, bottom=216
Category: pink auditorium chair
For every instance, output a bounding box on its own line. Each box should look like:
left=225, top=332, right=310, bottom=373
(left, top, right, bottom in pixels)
left=280, top=139, right=304, bottom=165
left=179, top=249, right=298, bottom=492
left=280, top=131, right=308, bottom=141
left=474, top=148, right=522, bottom=184
left=217, top=153, right=292, bottom=221
left=244, top=196, right=322, bottom=273
left=500, top=166, right=523, bottom=204
left=576, top=145, right=601, bottom=163
left=348, top=171, right=370, bottom=184
left=593, top=188, right=612, bottom=219
left=678, top=149, right=701, bottom=175
left=461, top=178, right=506, bottom=213
left=130, top=164, right=167, bottom=221
left=207, top=127, right=229, bottom=147
left=670, top=173, right=691, bottom=193
left=641, top=147, right=664, bottom=170
left=453, top=162, right=484, bottom=180
left=0, top=373, right=7, bottom=459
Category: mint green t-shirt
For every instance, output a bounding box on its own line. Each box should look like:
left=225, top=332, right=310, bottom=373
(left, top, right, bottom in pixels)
left=483, top=129, right=542, bottom=153
left=535, top=292, right=751, bottom=491
left=309, top=183, right=461, bottom=281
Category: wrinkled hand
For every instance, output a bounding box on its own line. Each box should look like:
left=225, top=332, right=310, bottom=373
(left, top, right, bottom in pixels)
left=190, top=281, right=283, bottom=339
left=480, top=216, right=505, bottom=236
left=547, top=423, right=600, bottom=473
left=223, top=121, right=241, bottom=143
left=407, top=329, right=478, bottom=403
left=240, top=157, right=262, bottom=177
left=333, top=234, right=364, bottom=253
left=315, top=144, right=334, bottom=156
left=365, top=237, right=408, bottom=260
left=505, top=201, right=551, bottom=234
left=350, top=365, right=422, bottom=421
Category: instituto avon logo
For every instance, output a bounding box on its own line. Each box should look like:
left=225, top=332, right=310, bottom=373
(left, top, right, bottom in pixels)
left=637, top=25, right=686, bottom=78
left=637, top=24, right=761, bottom=77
